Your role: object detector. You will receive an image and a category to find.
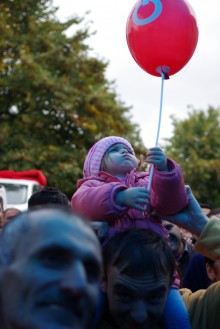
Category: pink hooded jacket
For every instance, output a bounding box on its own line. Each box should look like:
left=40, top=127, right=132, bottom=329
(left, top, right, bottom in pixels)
left=71, top=136, right=187, bottom=288
left=71, top=158, right=188, bottom=242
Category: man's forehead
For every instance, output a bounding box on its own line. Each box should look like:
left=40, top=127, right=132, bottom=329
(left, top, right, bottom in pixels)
left=16, top=211, right=100, bottom=255
left=29, top=210, right=91, bottom=231
left=109, top=266, right=169, bottom=290
left=32, top=212, right=89, bottom=231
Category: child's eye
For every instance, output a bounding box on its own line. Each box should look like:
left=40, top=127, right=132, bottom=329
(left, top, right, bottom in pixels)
left=108, top=147, right=118, bottom=153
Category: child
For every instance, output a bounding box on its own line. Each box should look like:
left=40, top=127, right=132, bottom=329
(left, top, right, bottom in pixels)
left=71, top=136, right=190, bottom=329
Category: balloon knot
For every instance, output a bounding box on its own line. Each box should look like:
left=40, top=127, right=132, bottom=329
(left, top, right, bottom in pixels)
left=163, top=72, right=170, bottom=80
left=156, top=65, right=170, bottom=79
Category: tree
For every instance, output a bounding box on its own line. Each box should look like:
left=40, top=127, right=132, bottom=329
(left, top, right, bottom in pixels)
left=164, top=106, right=220, bottom=207
left=0, top=0, right=145, bottom=198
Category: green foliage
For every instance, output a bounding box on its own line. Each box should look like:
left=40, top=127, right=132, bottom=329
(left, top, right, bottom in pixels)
left=164, top=106, right=220, bottom=207
left=0, top=0, right=145, bottom=198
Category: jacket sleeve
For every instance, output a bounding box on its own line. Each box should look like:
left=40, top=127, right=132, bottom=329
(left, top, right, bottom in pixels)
left=71, top=180, right=128, bottom=222
left=150, top=158, right=188, bottom=215
left=181, top=283, right=220, bottom=329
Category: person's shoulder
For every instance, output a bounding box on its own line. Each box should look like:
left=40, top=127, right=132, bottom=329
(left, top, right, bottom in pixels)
left=180, top=287, right=206, bottom=310
left=181, top=283, right=220, bottom=329
left=181, top=282, right=220, bottom=306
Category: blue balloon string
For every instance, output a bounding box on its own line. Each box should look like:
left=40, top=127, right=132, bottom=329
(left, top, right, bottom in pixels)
left=147, top=72, right=165, bottom=191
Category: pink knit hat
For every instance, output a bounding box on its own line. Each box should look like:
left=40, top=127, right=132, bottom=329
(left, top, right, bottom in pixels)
left=83, top=136, right=135, bottom=177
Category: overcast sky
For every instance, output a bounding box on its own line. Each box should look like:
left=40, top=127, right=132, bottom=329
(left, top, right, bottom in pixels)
left=53, top=0, right=220, bottom=148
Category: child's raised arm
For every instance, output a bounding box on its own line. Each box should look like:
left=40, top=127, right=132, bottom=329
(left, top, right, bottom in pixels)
left=146, top=147, right=169, bottom=171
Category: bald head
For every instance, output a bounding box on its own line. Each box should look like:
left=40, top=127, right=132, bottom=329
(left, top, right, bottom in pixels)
left=0, top=206, right=102, bottom=329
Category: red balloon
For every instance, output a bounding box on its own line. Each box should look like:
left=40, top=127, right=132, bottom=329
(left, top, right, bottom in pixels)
left=126, top=0, right=199, bottom=77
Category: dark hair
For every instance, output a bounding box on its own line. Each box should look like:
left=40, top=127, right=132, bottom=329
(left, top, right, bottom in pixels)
left=103, top=228, right=176, bottom=285
left=199, top=203, right=211, bottom=210
left=207, top=208, right=220, bottom=218
left=28, top=186, right=69, bottom=208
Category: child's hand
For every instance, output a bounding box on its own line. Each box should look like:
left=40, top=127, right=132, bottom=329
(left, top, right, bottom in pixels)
left=146, top=147, right=168, bottom=171
left=115, top=187, right=150, bottom=211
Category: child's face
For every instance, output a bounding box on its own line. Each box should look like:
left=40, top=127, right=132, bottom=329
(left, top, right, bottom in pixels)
left=101, top=143, right=138, bottom=178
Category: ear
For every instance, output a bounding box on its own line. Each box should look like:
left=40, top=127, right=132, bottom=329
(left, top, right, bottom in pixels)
left=206, top=263, right=216, bottom=282
left=100, top=273, right=107, bottom=293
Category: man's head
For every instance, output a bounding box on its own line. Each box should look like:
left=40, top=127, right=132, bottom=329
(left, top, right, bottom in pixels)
left=28, top=186, right=70, bottom=209
left=206, top=257, right=220, bottom=283
left=162, top=220, right=184, bottom=257
left=3, top=207, right=21, bottom=225
left=0, top=207, right=102, bottom=329
left=101, top=229, right=176, bottom=329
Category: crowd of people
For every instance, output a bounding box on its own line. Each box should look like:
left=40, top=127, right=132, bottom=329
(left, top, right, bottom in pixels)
left=0, top=135, right=219, bottom=329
